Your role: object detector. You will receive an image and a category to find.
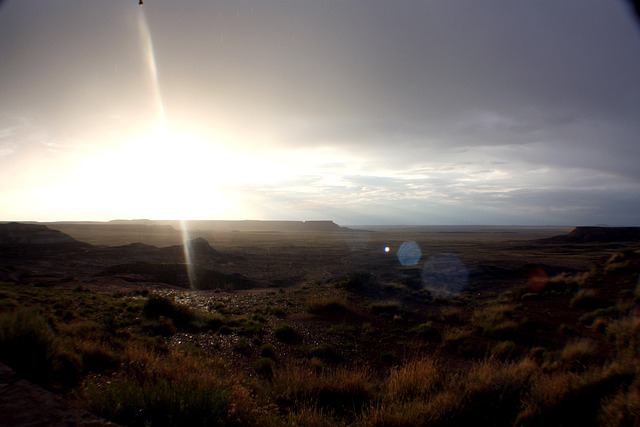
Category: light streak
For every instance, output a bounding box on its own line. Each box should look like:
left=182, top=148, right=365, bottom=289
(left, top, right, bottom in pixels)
left=137, top=9, right=196, bottom=289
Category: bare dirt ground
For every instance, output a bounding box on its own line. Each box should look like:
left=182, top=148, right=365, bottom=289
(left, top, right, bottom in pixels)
left=0, top=363, right=114, bottom=427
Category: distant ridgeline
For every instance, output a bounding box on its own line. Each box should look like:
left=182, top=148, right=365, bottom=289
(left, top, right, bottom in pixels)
left=108, top=219, right=350, bottom=232
left=0, top=222, right=81, bottom=245
left=542, top=226, right=640, bottom=243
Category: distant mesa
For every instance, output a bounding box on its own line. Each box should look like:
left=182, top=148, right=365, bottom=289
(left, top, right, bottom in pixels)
left=177, top=220, right=350, bottom=233
left=0, top=222, right=80, bottom=245
left=108, top=219, right=350, bottom=233
left=542, top=226, right=640, bottom=243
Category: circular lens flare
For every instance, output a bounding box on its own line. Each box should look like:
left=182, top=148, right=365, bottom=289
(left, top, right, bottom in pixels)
left=422, top=253, right=469, bottom=297
left=397, top=241, right=422, bottom=266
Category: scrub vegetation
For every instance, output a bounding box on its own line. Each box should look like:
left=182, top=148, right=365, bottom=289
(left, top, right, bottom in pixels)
left=1, top=247, right=640, bottom=426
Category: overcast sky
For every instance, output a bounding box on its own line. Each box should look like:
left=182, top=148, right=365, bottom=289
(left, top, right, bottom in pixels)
left=1, top=0, right=639, bottom=225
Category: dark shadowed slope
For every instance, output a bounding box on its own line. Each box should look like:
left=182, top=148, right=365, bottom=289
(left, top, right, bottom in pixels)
left=0, top=222, right=82, bottom=245
left=540, top=226, right=640, bottom=244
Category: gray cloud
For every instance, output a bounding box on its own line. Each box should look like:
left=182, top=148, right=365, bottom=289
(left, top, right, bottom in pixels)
left=1, top=0, right=639, bottom=224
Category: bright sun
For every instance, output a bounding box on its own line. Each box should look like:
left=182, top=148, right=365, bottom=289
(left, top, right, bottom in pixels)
left=62, top=123, right=247, bottom=220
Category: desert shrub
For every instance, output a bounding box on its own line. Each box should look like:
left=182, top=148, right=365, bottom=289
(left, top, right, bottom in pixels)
left=491, top=340, right=517, bottom=361
left=335, top=272, right=377, bottom=291
left=273, top=364, right=373, bottom=418
left=367, top=358, right=537, bottom=427
left=275, top=323, right=302, bottom=344
left=549, top=272, right=585, bottom=292
left=472, top=303, right=521, bottom=339
left=141, top=316, right=177, bottom=337
left=582, top=305, right=622, bottom=322
left=554, top=339, right=597, bottom=372
left=233, top=338, right=252, bottom=355
left=606, top=315, right=640, bottom=359
left=439, top=306, right=466, bottom=324
left=259, top=343, right=276, bottom=358
left=50, top=348, right=83, bottom=386
left=307, top=343, right=339, bottom=363
left=58, top=320, right=106, bottom=341
left=194, top=313, right=225, bottom=331
left=306, top=296, right=349, bottom=314
left=520, top=292, right=543, bottom=302
left=370, top=300, right=401, bottom=315
left=282, top=405, right=343, bottom=427
left=517, top=366, right=632, bottom=426
left=570, top=289, right=614, bottom=310
left=85, top=346, right=239, bottom=427
left=0, top=308, right=58, bottom=384
left=327, top=323, right=358, bottom=338
left=449, top=358, right=536, bottom=426
left=85, top=377, right=229, bottom=427
left=234, top=318, right=264, bottom=337
left=251, top=313, right=267, bottom=323
left=76, top=341, right=119, bottom=373
left=0, top=288, right=19, bottom=301
left=143, top=295, right=194, bottom=327
left=441, top=326, right=472, bottom=350
left=269, top=306, right=288, bottom=317
left=411, top=321, right=441, bottom=341
left=253, top=357, right=276, bottom=378
left=597, top=375, right=640, bottom=427
left=385, top=357, right=442, bottom=402
left=0, top=297, right=19, bottom=311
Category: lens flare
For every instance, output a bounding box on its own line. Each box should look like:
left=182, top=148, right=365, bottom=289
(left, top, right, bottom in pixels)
left=180, top=221, right=198, bottom=290
left=137, top=9, right=195, bottom=289
left=137, top=10, right=165, bottom=122
left=526, top=267, right=548, bottom=291
left=397, top=241, right=422, bottom=266
left=422, top=253, right=468, bottom=297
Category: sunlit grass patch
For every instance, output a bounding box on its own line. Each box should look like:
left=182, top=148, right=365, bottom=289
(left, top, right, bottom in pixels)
left=82, top=342, right=276, bottom=427
left=471, top=303, right=521, bottom=339
left=273, top=364, right=373, bottom=419
left=516, top=365, right=633, bottom=426
left=384, top=357, right=442, bottom=402
left=606, top=314, right=640, bottom=359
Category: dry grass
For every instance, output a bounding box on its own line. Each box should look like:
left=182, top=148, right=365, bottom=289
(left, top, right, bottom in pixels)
left=306, top=294, right=350, bottom=314
left=2, top=245, right=640, bottom=427
left=385, top=357, right=442, bottom=402
left=606, top=314, right=640, bottom=359
left=272, top=364, right=374, bottom=419
left=471, top=303, right=519, bottom=338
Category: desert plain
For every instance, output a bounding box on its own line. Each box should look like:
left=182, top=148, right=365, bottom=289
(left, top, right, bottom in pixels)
left=1, top=220, right=639, bottom=426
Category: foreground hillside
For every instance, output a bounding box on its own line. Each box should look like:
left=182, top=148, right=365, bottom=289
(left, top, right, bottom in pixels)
left=1, top=254, right=639, bottom=425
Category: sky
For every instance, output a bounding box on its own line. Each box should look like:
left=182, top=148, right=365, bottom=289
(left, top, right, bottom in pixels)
left=1, top=0, right=639, bottom=226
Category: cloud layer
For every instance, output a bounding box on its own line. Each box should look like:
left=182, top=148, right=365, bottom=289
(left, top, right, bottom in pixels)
left=1, top=0, right=639, bottom=224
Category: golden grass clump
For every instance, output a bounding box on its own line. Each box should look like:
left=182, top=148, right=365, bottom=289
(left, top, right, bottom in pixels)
left=606, top=314, right=640, bottom=359
left=471, top=303, right=520, bottom=339
left=306, top=294, right=349, bottom=314
left=272, top=363, right=374, bottom=418
left=385, top=357, right=442, bottom=402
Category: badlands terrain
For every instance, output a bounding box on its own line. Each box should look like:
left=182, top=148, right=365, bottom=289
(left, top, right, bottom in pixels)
left=1, top=220, right=639, bottom=426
